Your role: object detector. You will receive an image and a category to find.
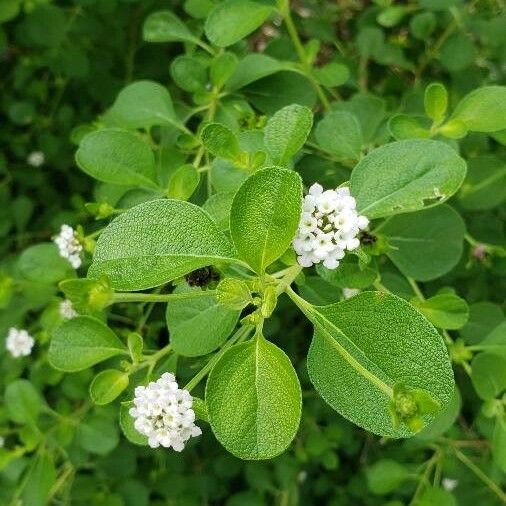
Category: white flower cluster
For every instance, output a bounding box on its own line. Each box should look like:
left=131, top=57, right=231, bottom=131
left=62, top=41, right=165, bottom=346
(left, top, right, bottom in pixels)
left=54, top=225, right=82, bottom=268
left=27, top=151, right=45, bottom=167
left=130, top=373, right=202, bottom=451
left=293, top=184, right=369, bottom=269
left=59, top=299, right=77, bottom=319
left=5, top=327, right=34, bottom=358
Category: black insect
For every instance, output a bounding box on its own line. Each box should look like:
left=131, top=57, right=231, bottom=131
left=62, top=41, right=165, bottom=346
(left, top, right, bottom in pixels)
left=185, top=267, right=220, bottom=287
left=359, top=231, right=377, bottom=245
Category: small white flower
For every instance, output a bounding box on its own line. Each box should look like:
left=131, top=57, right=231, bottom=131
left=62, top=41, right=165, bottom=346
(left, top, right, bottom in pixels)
left=342, top=288, right=360, bottom=299
left=0, top=436, right=5, bottom=447
left=293, top=184, right=369, bottom=270
left=27, top=151, right=45, bottom=167
left=5, top=327, right=34, bottom=358
left=59, top=299, right=77, bottom=319
left=54, top=225, right=83, bottom=269
left=129, top=373, right=201, bottom=451
left=442, top=478, right=458, bottom=491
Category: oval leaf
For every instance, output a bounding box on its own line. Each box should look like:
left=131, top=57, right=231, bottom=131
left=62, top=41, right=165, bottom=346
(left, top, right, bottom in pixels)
left=76, top=129, right=158, bottom=188
left=350, top=139, right=467, bottom=218
left=89, top=199, right=237, bottom=290
left=143, top=10, right=199, bottom=45
left=90, top=369, right=129, bottom=405
left=49, top=316, right=127, bottom=372
left=206, top=336, right=302, bottom=459
left=230, top=167, right=302, bottom=273
left=300, top=291, right=454, bottom=437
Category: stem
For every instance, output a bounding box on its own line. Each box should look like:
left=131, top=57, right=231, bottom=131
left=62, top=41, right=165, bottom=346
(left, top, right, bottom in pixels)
left=275, top=264, right=302, bottom=295
left=407, top=277, right=426, bottom=301
left=280, top=5, right=330, bottom=111
left=184, top=325, right=254, bottom=392
left=454, top=449, right=506, bottom=503
left=111, top=290, right=217, bottom=304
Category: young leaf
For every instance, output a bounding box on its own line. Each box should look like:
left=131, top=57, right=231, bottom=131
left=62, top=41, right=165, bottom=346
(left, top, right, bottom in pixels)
left=293, top=290, right=454, bottom=437
left=210, top=52, right=238, bottom=89
left=471, top=351, right=506, bottom=400
left=166, top=286, right=240, bottom=357
left=350, top=139, right=467, bottom=219
left=89, top=199, right=237, bottom=290
left=313, top=62, right=349, bottom=87
left=5, top=379, right=44, bottom=425
left=201, top=123, right=241, bottom=161
left=206, top=336, right=302, bottom=459
left=230, top=167, right=302, bottom=273
left=412, top=294, right=469, bottom=330
left=204, top=0, right=274, bottom=47
left=388, top=115, right=430, bottom=140
left=167, top=164, right=200, bottom=201
left=90, top=369, right=129, bottom=405
left=424, top=83, right=448, bottom=123
left=49, top=316, right=127, bottom=372
left=451, top=86, right=506, bottom=132
left=315, top=111, right=363, bottom=161
left=142, top=10, right=200, bottom=45
left=264, top=104, right=313, bottom=165
left=170, top=56, right=207, bottom=93
left=76, top=129, right=158, bottom=188
left=108, top=81, right=179, bottom=130
left=381, top=205, right=466, bottom=281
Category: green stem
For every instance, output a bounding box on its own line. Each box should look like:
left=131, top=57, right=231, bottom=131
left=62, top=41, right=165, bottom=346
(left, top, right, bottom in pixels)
left=454, top=448, right=506, bottom=503
left=112, top=290, right=217, bottom=304
left=407, top=277, right=426, bottom=301
left=280, top=5, right=331, bottom=111
left=184, top=325, right=254, bottom=392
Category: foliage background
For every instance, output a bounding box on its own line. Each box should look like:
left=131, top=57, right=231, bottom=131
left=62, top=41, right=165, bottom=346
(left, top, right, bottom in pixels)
left=0, top=0, right=505, bottom=505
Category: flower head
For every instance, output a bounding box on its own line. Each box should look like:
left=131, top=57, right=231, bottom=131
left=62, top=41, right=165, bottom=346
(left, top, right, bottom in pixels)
left=54, top=225, right=83, bottom=269
left=5, top=327, right=34, bottom=358
left=59, top=299, right=78, bottom=319
left=27, top=151, right=45, bottom=167
left=293, top=184, right=369, bottom=269
left=129, top=373, right=202, bottom=451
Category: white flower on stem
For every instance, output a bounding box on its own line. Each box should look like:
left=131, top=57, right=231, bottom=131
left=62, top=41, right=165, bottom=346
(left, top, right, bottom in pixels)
left=5, top=327, right=34, bottom=358
left=59, top=299, right=77, bottom=319
left=293, top=185, right=369, bottom=269
left=54, top=225, right=83, bottom=269
left=27, top=151, right=45, bottom=167
left=129, top=373, right=202, bottom=451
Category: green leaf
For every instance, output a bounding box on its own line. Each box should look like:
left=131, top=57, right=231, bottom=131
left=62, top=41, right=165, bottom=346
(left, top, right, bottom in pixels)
left=460, top=302, right=504, bottom=344
left=458, top=155, right=506, bottom=210
left=451, top=86, right=506, bottom=132
left=366, top=459, right=410, bottom=495
left=210, top=52, right=238, bottom=89
left=76, top=129, right=158, bottom=188
left=316, top=262, right=378, bottom=289
left=170, top=56, right=207, bottom=93
left=49, top=316, right=127, bottom=372
left=471, top=351, right=506, bottom=400
left=5, top=379, right=43, bottom=425
left=90, top=369, right=129, bottom=405
left=439, top=32, right=476, bottom=72
left=76, top=413, right=119, bottom=455
left=18, top=243, right=75, bottom=284
left=108, top=81, right=179, bottom=130
left=22, top=452, right=56, bottom=506
left=89, top=199, right=237, bottom=290
left=167, top=164, right=200, bottom=201
left=412, top=294, right=469, bottom=330
left=230, top=167, right=302, bottom=273
left=351, top=139, right=467, bottom=219
left=166, top=285, right=240, bottom=357
left=264, top=104, right=313, bottom=165
left=297, top=291, right=454, bottom=437
left=206, top=336, right=302, bottom=459
left=381, top=205, right=465, bottom=281
left=201, top=123, right=241, bottom=161
left=204, top=0, right=273, bottom=47
left=202, top=192, right=235, bottom=230
left=424, top=83, right=448, bottom=123
left=315, top=111, right=363, bottom=160
left=313, top=62, right=349, bottom=87
left=142, top=10, right=200, bottom=45
left=415, top=487, right=456, bottom=506
left=388, top=115, right=430, bottom=140
left=120, top=402, right=148, bottom=446
left=492, top=415, right=506, bottom=473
